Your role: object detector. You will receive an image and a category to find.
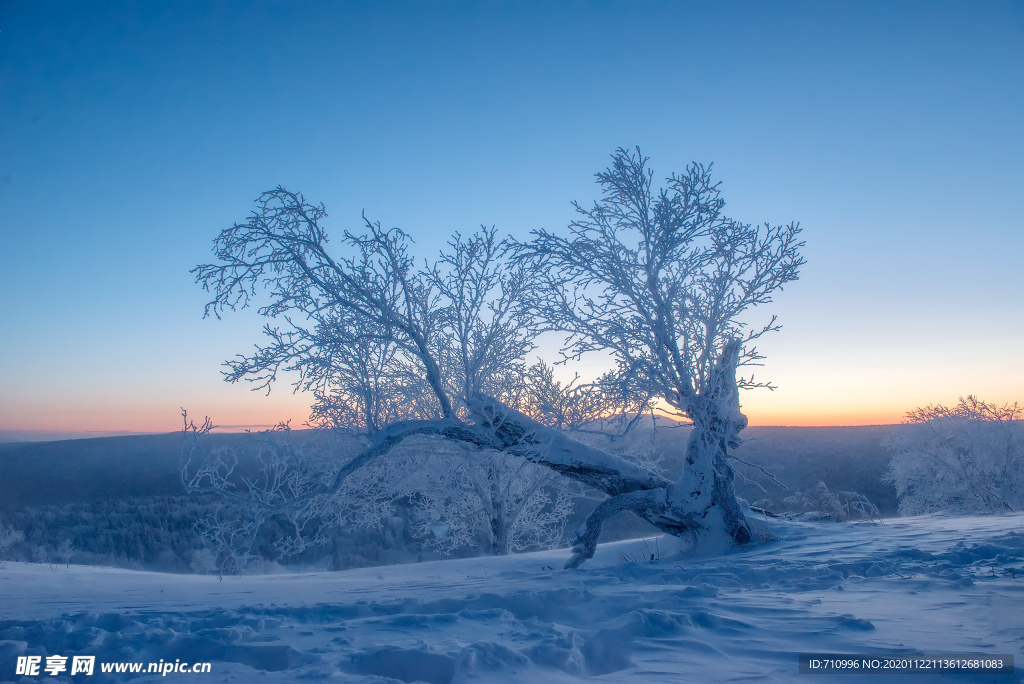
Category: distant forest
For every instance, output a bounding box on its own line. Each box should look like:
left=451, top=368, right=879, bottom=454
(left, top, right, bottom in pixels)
left=0, top=425, right=900, bottom=572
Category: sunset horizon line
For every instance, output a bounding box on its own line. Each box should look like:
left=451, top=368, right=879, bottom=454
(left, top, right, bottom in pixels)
left=0, top=418, right=912, bottom=444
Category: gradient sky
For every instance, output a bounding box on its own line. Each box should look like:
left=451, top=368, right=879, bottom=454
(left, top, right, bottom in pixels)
left=1, top=1, right=1022, bottom=438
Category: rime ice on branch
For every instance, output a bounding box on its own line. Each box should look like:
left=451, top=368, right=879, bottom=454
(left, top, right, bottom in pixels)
left=187, top=147, right=804, bottom=568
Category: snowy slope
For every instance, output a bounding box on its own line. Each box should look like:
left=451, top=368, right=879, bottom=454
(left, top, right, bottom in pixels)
left=2, top=514, right=1022, bottom=683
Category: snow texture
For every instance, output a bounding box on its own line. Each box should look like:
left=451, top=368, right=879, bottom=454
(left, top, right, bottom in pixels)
left=2, top=514, right=1022, bottom=682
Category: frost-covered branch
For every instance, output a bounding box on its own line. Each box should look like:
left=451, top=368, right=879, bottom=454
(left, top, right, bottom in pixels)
left=193, top=190, right=454, bottom=418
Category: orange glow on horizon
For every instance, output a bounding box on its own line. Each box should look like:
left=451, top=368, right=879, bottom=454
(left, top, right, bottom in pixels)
left=741, top=398, right=913, bottom=427
left=0, top=392, right=318, bottom=438
left=744, top=411, right=904, bottom=428
left=4, top=384, right=1018, bottom=437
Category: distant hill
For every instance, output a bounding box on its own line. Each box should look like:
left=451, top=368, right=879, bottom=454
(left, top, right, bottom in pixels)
left=730, top=425, right=901, bottom=515
left=0, top=430, right=161, bottom=444
left=0, top=432, right=255, bottom=510
left=0, top=425, right=904, bottom=515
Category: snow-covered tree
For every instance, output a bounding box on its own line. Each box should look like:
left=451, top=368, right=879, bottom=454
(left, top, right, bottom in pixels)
left=56, top=539, right=75, bottom=568
left=885, top=396, right=1023, bottom=515
left=187, top=148, right=803, bottom=568
left=512, top=147, right=804, bottom=565
left=187, top=209, right=572, bottom=560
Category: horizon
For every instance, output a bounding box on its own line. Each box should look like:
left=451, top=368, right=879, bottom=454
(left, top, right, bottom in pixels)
left=0, top=421, right=916, bottom=445
left=2, top=2, right=1021, bottom=435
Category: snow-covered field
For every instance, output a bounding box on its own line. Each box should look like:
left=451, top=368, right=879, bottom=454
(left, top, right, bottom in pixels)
left=2, top=514, right=1022, bottom=683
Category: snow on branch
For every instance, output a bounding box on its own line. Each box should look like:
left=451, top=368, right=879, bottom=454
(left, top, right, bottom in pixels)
left=518, top=147, right=804, bottom=416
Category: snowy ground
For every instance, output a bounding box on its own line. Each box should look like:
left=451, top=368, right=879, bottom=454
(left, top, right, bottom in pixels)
left=2, top=514, right=1022, bottom=683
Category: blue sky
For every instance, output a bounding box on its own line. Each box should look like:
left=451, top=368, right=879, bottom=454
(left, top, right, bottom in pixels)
left=1, top=1, right=1021, bottom=437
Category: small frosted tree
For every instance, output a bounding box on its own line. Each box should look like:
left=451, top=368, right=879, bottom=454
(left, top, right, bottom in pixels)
left=0, top=521, right=25, bottom=565
left=885, top=396, right=1023, bottom=515
left=56, top=539, right=75, bottom=568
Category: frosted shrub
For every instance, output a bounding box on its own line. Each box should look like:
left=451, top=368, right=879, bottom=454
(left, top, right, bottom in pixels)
left=0, top=522, right=25, bottom=564
left=885, top=396, right=1023, bottom=515
left=783, top=481, right=880, bottom=522
left=57, top=539, right=74, bottom=568
left=189, top=548, right=219, bottom=575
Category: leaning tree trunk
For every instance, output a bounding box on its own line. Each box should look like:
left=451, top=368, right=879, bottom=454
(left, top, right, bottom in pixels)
left=471, top=340, right=753, bottom=569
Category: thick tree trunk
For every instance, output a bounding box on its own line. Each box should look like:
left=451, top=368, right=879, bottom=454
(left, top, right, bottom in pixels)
left=471, top=394, right=754, bottom=568
left=561, top=452, right=751, bottom=569
left=472, top=340, right=754, bottom=569
left=562, top=424, right=751, bottom=568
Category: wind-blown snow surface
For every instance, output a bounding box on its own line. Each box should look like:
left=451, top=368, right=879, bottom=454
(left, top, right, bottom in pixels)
left=2, top=515, right=1022, bottom=683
